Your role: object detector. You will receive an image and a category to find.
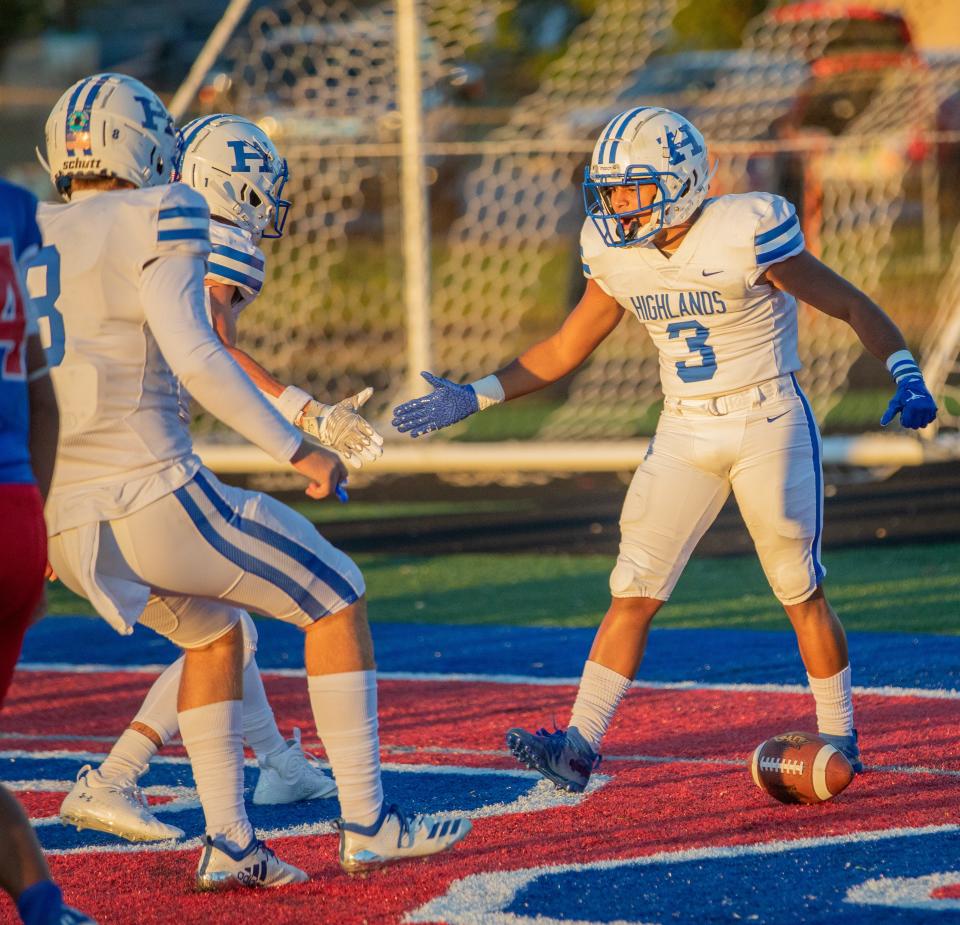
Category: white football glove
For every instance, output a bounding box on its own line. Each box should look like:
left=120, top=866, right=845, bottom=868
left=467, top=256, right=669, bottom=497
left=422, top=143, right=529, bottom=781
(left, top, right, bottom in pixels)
left=298, top=386, right=384, bottom=469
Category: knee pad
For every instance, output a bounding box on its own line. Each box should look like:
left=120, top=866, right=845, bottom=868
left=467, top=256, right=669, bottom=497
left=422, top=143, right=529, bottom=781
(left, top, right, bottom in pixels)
left=140, top=597, right=242, bottom=650
left=609, top=555, right=673, bottom=600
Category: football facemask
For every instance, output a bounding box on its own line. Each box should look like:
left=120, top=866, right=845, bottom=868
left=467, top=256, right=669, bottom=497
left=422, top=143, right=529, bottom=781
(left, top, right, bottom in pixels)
left=584, top=107, right=714, bottom=248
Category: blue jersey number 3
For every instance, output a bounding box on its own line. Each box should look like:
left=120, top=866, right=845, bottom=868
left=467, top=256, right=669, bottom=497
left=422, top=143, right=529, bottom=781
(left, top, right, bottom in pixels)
left=29, top=245, right=64, bottom=367
left=667, top=321, right=716, bottom=383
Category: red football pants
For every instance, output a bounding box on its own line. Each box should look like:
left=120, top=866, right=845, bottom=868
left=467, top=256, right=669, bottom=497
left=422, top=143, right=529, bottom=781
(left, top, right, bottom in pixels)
left=0, top=483, right=46, bottom=709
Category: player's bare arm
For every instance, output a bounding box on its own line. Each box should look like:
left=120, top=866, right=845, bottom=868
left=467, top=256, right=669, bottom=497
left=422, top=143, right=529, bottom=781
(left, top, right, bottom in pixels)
left=496, top=279, right=625, bottom=399
left=766, top=251, right=937, bottom=429
left=208, top=283, right=285, bottom=397
left=206, top=281, right=382, bottom=467
left=25, top=333, right=58, bottom=503
left=392, top=279, right=624, bottom=436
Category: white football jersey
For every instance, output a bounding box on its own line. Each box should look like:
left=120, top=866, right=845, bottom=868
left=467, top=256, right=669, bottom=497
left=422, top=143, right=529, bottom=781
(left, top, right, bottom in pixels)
left=34, top=183, right=210, bottom=534
left=206, top=220, right=265, bottom=318
left=581, top=192, right=805, bottom=399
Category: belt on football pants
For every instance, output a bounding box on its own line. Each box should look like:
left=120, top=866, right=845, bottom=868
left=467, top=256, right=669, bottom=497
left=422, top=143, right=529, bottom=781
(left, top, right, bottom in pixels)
left=663, top=374, right=796, bottom=416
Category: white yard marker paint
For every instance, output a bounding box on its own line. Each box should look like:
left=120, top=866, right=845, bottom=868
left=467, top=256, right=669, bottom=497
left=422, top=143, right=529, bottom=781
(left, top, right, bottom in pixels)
left=405, top=824, right=960, bottom=925
left=15, top=661, right=960, bottom=700
left=846, top=871, right=960, bottom=910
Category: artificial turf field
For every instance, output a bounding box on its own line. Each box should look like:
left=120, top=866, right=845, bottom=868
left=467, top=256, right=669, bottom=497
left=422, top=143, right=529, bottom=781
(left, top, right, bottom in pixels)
left=3, top=540, right=959, bottom=924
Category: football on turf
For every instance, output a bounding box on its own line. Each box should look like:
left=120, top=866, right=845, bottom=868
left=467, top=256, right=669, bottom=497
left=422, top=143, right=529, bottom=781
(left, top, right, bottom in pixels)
left=749, top=731, right=854, bottom=805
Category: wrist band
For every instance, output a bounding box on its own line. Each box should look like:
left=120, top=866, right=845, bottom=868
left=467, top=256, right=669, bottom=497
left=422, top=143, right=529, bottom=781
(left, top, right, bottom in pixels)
left=886, top=349, right=922, bottom=384
left=470, top=374, right=505, bottom=411
left=267, top=385, right=313, bottom=423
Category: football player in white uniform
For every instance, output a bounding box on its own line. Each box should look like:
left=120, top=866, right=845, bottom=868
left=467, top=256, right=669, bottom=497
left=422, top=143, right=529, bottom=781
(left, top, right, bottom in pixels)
left=392, top=107, right=938, bottom=791
left=34, top=73, right=470, bottom=885
left=57, top=115, right=385, bottom=842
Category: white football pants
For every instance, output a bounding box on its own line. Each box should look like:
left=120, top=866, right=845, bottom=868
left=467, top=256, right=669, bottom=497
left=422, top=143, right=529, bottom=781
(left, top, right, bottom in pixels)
left=49, top=466, right=364, bottom=648
left=611, top=373, right=824, bottom=606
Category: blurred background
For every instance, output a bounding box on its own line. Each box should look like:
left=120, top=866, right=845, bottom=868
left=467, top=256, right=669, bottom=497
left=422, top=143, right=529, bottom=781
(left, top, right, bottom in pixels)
left=4, top=0, right=960, bottom=556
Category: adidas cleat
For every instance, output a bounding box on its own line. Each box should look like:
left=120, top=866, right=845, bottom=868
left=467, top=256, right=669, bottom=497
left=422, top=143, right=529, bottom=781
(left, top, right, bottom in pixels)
left=252, top=727, right=338, bottom=805
left=506, top=726, right=600, bottom=793
left=59, top=765, right=184, bottom=842
left=195, top=835, right=308, bottom=890
left=820, top=728, right=863, bottom=773
left=336, top=803, right=472, bottom=875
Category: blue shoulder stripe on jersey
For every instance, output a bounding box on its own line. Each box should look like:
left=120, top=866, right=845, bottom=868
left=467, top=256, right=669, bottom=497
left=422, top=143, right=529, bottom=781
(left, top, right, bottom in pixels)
left=208, top=261, right=263, bottom=291
left=757, top=230, right=804, bottom=265
left=192, top=469, right=360, bottom=605
left=179, top=114, right=222, bottom=154
left=159, top=206, right=208, bottom=220
left=211, top=243, right=265, bottom=271
left=157, top=229, right=208, bottom=242
left=755, top=213, right=798, bottom=245
left=172, top=484, right=332, bottom=622
left=582, top=262, right=591, bottom=275
left=608, top=107, right=649, bottom=163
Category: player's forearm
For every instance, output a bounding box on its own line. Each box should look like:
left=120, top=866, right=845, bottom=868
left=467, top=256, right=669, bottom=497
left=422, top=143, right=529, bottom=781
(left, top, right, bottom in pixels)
left=226, top=344, right=286, bottom=398
left=497, top=338, right=580, bottom=400
left=844, top=298, right=907, bottom=365
left=141, top=256, right=302, bottom=463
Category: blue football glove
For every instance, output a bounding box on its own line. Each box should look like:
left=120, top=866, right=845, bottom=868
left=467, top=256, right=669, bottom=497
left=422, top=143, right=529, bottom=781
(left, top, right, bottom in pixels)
left=392, top=371, right=479, bottom=437
left=880, top=377, right=938, bottom=429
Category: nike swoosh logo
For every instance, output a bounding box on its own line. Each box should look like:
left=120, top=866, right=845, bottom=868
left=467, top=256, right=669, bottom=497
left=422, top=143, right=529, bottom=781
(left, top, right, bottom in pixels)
left=702, top=269, right=723, bottom=277
left=766, top=410, right=791, bottom=423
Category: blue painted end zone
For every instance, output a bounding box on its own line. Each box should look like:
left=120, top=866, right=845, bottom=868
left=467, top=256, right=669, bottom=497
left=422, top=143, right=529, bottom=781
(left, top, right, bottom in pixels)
left=511, top=829, right=960, bottom=924
left=19, top=618, right=960, bottom=690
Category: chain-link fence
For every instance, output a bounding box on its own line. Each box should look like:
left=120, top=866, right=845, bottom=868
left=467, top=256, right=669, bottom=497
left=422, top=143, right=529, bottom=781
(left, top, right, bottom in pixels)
left=187, top=0, right=960, bottom=454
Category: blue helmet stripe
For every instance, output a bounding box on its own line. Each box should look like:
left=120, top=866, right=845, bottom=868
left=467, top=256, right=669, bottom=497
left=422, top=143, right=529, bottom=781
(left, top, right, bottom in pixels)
left=179, top=114, right=224, bottom=155
left=608, top=107, right=649, bottom=164
left=598, top=107, right=647, bottom=164
left=78, top=75, right=110, bottom=154
left=64, top=78, right=91, bottom=148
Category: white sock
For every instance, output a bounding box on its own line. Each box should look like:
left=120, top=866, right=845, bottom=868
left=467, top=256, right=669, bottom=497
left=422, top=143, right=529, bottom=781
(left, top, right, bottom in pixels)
left=242, top=658, right=287, bottom=761
left=569, top=660, right=633, bottom=751
left=131, top=657, right=183, bottom=745
left=807, top=665, right=854, bottom=737
left=97, top=729, right=158, bottom=787
left=308, top=671, right=383, bottom=827
left=178, top=701, right=252, bottom=851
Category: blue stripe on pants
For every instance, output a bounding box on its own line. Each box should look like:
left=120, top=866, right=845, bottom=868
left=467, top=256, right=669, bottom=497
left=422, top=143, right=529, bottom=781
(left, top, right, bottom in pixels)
left=172, top=483, right=333, bottom=621
left=790, top=374, right=825, bottom=584
left=192, top=469, right=360, bottom=606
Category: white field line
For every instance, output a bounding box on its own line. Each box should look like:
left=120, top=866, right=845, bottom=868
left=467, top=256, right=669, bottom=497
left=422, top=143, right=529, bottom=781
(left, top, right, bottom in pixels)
left=14, top=662, right=960, bottom=700
left=405, top=824, right=960, bottom=925
left=4, top=747, right=959, bottom=780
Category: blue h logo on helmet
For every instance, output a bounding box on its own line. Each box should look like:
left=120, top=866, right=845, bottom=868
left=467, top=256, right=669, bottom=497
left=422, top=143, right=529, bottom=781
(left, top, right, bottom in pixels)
left=135, top=96, right=172, bottom=134
left=227, top=140, right=271, bottom=174
left=662, top=126, right=703, bottom=166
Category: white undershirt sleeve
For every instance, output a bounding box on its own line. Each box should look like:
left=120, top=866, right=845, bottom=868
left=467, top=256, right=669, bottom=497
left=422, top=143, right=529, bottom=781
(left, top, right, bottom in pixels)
left=140, top=254, right=303, bottom=463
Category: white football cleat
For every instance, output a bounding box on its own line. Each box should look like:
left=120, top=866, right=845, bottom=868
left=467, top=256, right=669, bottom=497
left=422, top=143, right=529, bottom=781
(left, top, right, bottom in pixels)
left=252, top=728, right=338, bottom=805
left=59, top=765, right=184, bottom=842
left=195, top=834, right=308, bottom=890
left=336, top=803, right=472, bottom=875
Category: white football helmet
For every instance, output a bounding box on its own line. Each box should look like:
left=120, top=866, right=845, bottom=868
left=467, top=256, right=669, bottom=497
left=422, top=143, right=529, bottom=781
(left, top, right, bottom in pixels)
left=41, top=73, right=177, bottom=200
left=583, top=107, right=714, bottom=247
left=176, top=114, right=290, bottom=239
